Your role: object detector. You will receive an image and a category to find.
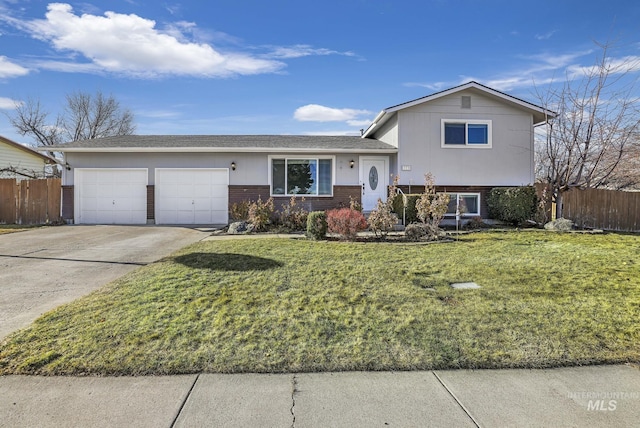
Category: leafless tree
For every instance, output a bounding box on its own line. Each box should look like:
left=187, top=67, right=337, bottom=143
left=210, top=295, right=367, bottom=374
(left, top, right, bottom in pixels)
left=0, top=166, right=45, bottom=179
left=7, top=91, right=135, bottom=146
left=535, top=42, right=640, bottom=218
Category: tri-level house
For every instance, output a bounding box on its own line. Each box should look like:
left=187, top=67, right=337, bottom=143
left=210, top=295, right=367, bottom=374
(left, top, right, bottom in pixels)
left=41, top=81, right=552, bottom=225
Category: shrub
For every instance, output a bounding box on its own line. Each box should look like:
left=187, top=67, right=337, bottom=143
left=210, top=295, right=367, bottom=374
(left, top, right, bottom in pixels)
left=404, top=222, right=444, bottom=241
left=368, top=198, right=398, bottom=238
left=392, top=194, right=419, bottom=224
left=487, top=186, right=538, bottom=225
left=248, top=196, right=275, bottom=231
left=415, top=173, right=449, bottom=239
left=349, top=196, right=362, bottom=212
left=278, top=196, right=308, bottom=231
left=306, top=211, right=328, bottom=240
left=326, top=208, right=367, bottom=240
left=464, top=216, right=485, bottom=230
left=229, top=200, right=251, bottom=221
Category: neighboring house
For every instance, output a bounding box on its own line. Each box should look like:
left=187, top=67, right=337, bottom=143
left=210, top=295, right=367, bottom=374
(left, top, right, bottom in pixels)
left=40, top=81, right=553, bottom=225
left=0, top=136, right=55, bottom=180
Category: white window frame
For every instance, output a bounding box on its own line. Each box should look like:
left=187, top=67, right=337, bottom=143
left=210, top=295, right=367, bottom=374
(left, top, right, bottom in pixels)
left=441, top=119, right=492, bottom=148
left=268, top=155, right=335, bottom=197
left=442, top=192, right=481, bottom=217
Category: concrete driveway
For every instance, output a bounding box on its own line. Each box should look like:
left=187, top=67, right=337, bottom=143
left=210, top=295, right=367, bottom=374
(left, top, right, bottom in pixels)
left=0, top=225, right=211, bottom=340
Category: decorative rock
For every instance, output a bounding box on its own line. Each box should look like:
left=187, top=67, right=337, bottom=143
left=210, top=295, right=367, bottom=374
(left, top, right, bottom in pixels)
left=227, top=221, right=255, bottom=235
left=544, top=218, right=574, bottom=231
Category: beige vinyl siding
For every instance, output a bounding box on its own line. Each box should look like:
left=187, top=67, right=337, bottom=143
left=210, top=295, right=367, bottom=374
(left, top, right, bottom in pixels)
left=0, top=143, right=47, bottom=179
left=374, top=115, right=399, bottom=147
left=64, top=152, right=367, bottom=187
left=391, top=90, right=535, bottom=186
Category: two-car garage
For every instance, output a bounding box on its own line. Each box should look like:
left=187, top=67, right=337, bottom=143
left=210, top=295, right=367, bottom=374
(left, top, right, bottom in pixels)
left=74, top=168, right=229, bottom=225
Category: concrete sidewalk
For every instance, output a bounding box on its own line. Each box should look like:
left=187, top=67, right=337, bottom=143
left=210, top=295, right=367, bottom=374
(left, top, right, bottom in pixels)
left=1, top=365, right=639, bottom=427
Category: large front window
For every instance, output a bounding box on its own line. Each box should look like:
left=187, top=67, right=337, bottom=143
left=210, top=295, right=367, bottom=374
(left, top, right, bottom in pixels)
left=442, top=120, right=492, bottom=147
left=271, top=158, right=333, bottom=196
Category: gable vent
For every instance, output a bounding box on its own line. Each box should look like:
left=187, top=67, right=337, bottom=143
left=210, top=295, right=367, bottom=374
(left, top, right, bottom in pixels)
left=461, top=96, right=471, bottom=109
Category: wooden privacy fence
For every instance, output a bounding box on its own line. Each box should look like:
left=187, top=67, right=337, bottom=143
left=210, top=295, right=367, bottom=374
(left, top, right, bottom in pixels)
left=563, top=188, right=640, bottom=232
left=0, top=178, right=62, bottom=225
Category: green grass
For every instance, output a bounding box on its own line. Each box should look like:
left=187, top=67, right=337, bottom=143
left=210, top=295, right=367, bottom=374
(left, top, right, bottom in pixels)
left=1, top=231, right=639, bottom=375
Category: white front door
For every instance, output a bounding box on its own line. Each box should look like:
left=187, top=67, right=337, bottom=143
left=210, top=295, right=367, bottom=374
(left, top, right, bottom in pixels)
left=360, top=157, right=388, bottom=211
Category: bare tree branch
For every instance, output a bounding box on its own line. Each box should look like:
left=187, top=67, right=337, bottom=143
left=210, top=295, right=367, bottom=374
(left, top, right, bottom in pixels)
left=6, top=91, right=136, bottom=147
left=535, top=41, right=640, bottom=217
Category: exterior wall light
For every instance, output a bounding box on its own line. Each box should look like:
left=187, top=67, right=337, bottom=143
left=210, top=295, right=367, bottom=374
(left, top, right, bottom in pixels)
left=231, top=161, right=236, bottom=171
left=349, top=160, right=355, bottom=168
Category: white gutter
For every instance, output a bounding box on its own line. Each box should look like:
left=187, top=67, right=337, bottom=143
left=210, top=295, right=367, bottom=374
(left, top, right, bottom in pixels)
left=361, top=109, right=387, bottom=139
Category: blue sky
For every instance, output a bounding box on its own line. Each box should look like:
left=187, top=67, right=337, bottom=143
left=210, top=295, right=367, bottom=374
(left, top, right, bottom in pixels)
left=1, top=0, right=639, bottom=145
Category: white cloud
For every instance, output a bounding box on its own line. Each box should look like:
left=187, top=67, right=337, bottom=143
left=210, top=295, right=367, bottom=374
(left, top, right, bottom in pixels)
left=294, top=104, right=372, bottom=122
left=136, top=109, right=182, bottom=119
left=267, top=44, right=356, bottom=59
left=17, top=3, right=285, bottom=78
left=535, top=30, right=557, bottom=41
left=346, top=119, right=373, bottom=127
left=566, top=55, right=640, bottom=78
left=0, top=56, right=29, bottom=78
left=403, top=81, right=455, bottom=91
left=0, top=96, right=21, bottom=109
left=406, top=50, right=612, bottom=92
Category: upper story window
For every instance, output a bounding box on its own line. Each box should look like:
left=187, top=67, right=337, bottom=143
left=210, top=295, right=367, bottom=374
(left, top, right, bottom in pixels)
left=441, top=119, right=492, bottom=148
left=270, top=157, right=333, bottom=196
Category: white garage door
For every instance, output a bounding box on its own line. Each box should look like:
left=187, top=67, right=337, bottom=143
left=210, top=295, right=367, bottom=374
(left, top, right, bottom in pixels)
left=75, top=168, right=148, bottom=224
left=155, top=168, right=229, bottom=225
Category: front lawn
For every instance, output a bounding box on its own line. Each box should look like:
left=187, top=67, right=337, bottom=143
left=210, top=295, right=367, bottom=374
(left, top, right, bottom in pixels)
left=1, top=231, right=638, bottom=375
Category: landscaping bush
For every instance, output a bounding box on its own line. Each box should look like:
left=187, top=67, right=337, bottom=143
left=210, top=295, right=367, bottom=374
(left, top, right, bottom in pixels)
left=415, top=173, right=449, bottom=239
left=392, top=194, right=419, bottom=224
left=229, top=200, right=251, bottom=221
left=278, top=196, right=308, bottom=231
left=248, top=196, right=275, bottom=231
left=404, top=222, right=445, bottom=241
left=367, top=198, right=399, bottom=238
left=306, top=211, right=327, bottom=240
left=349, top=196, right=362, bottom=212
left=464, top=216, right=486, bottom=230
left=326, top=208, right=367, bottom=240
left=487, top=186, right=538, bottom=225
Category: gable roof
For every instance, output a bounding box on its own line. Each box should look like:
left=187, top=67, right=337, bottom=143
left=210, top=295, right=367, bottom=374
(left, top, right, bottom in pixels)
left=0, top=136, right=55, bottom=163
left=361, top=81, right=556, bottom=138
left=38, top=135, right=397, bottom=153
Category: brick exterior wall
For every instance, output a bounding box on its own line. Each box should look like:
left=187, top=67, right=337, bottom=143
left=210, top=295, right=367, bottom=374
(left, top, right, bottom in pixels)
left=61, top=185, right=74, bottom=222
left=228, top=185, right=362, bottom=213
left=147, top=185, right=154, bottom=220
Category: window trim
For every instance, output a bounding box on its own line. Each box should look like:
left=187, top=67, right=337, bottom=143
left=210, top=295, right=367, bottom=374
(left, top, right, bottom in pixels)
left=441, top=119, right=492, bottom=148
left=442, top=192, right=481, bottom=217
left=268, top=155, right=335, bottom=197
